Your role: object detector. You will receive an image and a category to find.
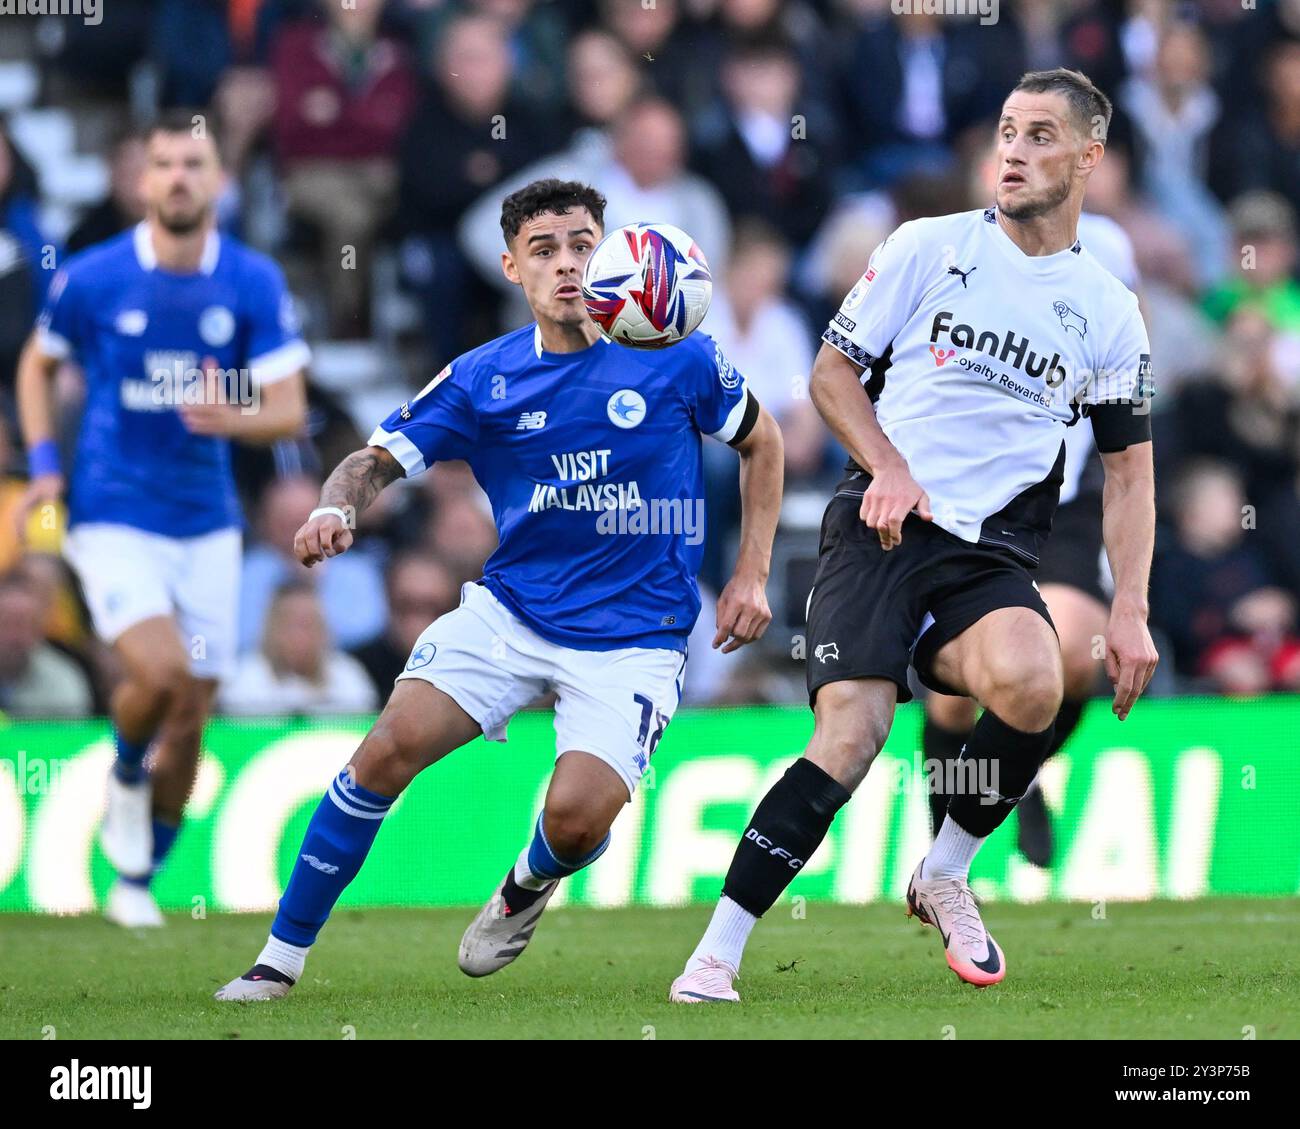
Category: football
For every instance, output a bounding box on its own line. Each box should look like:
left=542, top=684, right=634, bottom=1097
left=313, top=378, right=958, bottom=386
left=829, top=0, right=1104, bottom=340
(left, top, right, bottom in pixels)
left=582, top=222, right=713, bottom=348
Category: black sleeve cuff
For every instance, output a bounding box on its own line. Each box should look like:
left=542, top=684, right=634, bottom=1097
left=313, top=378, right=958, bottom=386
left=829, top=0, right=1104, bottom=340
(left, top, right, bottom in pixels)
left=728, top=390, right=761, bottom=447
left=821, top=327, right=873, bottom=369
left=1082, top=400, right=1153, bottom=452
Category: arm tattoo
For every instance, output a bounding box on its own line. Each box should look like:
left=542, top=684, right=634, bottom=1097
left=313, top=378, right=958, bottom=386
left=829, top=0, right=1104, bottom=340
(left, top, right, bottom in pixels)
left=319, top=447, right=403, bottom=519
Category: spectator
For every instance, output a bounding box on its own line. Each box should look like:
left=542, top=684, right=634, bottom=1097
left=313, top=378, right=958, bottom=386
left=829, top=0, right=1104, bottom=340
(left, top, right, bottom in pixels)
left=221, top=582, right=378, bottom=715
left=1210, top=36, right=1300, bottom=216
left=0, top=572, right=93, bottom=718
left=421, top=490, right=499, bottom=587
left=598, top=0, right=700, bottom=110
left=700, top=220, right=826, bottom=591
left=1151, top=461, right=1299, bottom=694
left=690, top=33, right=834, bottom=247
left=1158, top=309, right=1300, bottom=504
left=398, top=12, right=559, bottom=361
left=1203, top=191, right=1300, bottom=331
left=0, top=124, right=46, bottom=321
left=239, top=475, right=388, bottom=653
left=459, top=96, right=730, bottom=325
left=273, top=0, right=418, bottom=335
left=350, top=553, right=459, bottom=703
left=404, top=0, right=571, bottom=112
left=65, top=133, right=148, bottom=255
left=703, top=220, right=825, bottom=480
left=1157, top=307, right=1300, bottom=599
left=1118, top=20, right=1229, bottom=283
left=563, top=29, right=643, bottom=138
left=838, top=9, right=1025, bottom=187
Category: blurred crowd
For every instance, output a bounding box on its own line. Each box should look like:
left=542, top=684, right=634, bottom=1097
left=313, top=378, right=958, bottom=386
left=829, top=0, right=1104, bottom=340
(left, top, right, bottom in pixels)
left=2, top=0, right=1300, bottom=717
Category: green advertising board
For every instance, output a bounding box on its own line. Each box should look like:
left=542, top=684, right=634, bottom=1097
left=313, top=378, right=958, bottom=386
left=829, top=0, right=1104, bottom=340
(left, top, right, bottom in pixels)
left=0, top=698, right=1296, bottom=914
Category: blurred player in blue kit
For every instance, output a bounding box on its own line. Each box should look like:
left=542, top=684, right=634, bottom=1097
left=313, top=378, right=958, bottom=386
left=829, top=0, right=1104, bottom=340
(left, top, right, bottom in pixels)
left=215, top=179, right=784, bottom=999
left=15, top=112, right=309, bottom=927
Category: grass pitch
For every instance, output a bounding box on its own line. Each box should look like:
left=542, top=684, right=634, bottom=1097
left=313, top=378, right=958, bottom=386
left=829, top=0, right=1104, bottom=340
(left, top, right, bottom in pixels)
left=1, top=898, right=1296, bottom=1040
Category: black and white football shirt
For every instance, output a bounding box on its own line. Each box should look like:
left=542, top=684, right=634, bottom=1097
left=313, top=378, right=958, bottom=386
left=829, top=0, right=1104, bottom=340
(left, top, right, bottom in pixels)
left=823, top=206, right=1152, bottom=562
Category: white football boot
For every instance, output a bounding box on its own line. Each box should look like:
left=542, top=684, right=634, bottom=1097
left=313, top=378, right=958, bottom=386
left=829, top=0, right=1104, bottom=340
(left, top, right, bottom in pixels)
left=104, top=879, right=164, bottom=929
left=906, top=860, right=1006, bottom=987
left=458, top=872, right=557, bottom=977
left=100, top=770, right=153, bottom=879
left=214, top=965, right=296, bottom=1002
left=669, top=957, right=740, bottom=1003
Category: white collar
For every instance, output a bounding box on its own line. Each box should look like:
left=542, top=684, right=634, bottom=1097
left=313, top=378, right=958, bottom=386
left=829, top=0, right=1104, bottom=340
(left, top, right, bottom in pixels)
left=133, top=221, right=221, bottom=275
left=534, top=323, right=610, bottom=358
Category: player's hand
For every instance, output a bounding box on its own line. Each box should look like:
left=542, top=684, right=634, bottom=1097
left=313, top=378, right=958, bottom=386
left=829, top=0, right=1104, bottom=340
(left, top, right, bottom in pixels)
left=179, top=400, right=241, bottom=436
left=294, top=512, right=353, bottom=568
left=713, top=571, right=772, bottom=654
left=1104, top=606, right=1159, bottom=721
left=179, top=356, right=241, bottom=436
left=860, top=458, right=932, bottom=551
left=15, top=473, right=64, bottom=540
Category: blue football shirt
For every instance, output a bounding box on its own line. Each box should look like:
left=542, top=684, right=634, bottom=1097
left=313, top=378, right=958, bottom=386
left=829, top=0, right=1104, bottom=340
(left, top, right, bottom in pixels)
left=36, top=223, right=311, bottom=537
left=369, top=324, right=756, bottom=652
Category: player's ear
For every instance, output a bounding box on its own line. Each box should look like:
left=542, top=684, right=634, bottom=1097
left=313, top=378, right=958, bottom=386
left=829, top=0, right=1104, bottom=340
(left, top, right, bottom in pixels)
left=1078, top=137, right=1105, bottom=179
left=501, top=250, right=521, bottom=287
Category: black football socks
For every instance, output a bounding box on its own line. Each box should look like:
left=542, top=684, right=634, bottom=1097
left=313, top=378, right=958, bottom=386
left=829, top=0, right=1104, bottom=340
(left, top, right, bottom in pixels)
left=721, top=758, right=852, bottom=917
left=945, top=709, right=1055, bottom=839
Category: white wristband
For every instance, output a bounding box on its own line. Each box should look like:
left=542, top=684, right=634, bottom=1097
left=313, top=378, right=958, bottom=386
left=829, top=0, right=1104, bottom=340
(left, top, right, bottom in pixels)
left=309, top=506, right=351, bottom=525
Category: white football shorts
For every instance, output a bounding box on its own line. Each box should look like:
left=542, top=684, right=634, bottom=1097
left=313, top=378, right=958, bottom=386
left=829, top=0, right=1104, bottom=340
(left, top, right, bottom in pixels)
left=396, top=581, right=687, bottom=797
left=63, top=522, right=242, bottom=680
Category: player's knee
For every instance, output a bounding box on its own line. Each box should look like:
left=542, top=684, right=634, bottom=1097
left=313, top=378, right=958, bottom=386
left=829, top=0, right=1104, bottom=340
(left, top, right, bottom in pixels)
left=808, top=683, right=892, bottom=790
left=541, top=799, right=609, bottom=861
left=982, top=658, right=1062, bottom=732
left=1060, top=638, right=1100, bottom=701
left=351, top=717, right=425, bottom=796
left=133, top=656, right=193, bottom=706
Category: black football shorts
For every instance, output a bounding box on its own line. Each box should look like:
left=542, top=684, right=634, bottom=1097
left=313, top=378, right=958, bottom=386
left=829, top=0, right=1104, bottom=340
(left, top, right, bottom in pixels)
left=1036, top=490, right=1109, bottom=604
left=805, top=486, right=1055, bottom=704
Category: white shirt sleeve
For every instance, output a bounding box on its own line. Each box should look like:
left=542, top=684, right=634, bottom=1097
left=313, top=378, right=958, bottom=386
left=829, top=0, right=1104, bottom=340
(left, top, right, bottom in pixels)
left=821, top=221, right=926, bottom=368
left=1081, top=300, right=1152, bottom=408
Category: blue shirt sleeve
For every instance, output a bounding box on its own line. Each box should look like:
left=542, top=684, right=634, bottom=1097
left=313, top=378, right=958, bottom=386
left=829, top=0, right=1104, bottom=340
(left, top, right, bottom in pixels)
left=35, top=263, right=85, bottom=360
left=688, top=334, right=751, bottom=442
left=241, top=255, right=311, bottom=383
left=367, top=360, right=479, bottom=476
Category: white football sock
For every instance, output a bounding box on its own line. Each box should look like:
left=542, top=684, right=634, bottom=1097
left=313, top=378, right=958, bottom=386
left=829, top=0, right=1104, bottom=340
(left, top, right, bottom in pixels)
left=685, top=896, right=756, bottom=974
left=513, top=846, right=551, bottom=891
left=924, top=819, right=986, bottom=881
left=257, top=935, right=309, bottom=981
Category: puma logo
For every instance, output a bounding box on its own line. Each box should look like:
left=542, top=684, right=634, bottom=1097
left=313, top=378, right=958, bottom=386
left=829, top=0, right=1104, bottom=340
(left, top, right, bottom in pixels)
left=947, top=264, right=977, bottom=288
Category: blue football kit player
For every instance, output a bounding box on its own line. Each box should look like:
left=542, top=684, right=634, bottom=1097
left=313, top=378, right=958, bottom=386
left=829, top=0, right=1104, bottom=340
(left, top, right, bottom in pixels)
left=216, top=179, right=785, bottom=999
left=16, top=115, right=309, bottom=927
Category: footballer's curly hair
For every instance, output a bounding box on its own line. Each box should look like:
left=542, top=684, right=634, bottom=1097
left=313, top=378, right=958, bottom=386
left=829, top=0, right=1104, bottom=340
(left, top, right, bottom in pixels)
left=499, top=178, right=607, bottom=246
left=1011, top=68, right=1112, bottom=143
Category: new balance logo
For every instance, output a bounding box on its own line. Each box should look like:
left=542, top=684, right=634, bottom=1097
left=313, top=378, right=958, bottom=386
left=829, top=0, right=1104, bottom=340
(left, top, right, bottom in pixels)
left=516, top=411, right=548, bottom=431
left=301, top=854, right=339, bottom=875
